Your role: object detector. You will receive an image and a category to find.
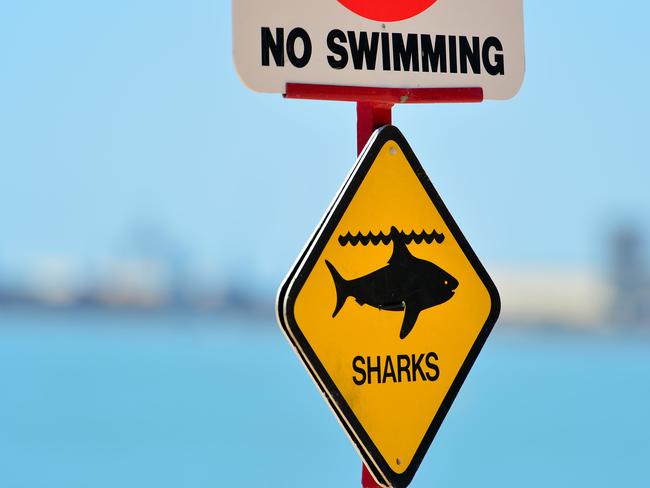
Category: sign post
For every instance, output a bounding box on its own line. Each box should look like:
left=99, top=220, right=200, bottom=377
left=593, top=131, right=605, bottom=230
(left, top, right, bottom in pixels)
left=233, top=1, right=524, bottom=486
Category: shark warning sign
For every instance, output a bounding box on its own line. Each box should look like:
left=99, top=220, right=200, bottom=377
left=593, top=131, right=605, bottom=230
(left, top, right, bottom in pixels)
left=278, top=125, right=500, bottom=488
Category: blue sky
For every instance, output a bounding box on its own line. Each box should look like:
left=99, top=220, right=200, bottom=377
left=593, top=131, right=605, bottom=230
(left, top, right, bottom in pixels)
left=1, top=1, right=648, bottom=288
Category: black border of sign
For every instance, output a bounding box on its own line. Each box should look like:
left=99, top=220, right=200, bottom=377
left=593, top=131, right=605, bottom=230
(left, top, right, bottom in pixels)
left=280, top=125, right=501, bottom=488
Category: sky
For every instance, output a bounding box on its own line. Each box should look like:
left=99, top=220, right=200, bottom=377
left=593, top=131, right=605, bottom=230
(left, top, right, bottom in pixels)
left=1, top=1, right=648, bottom=290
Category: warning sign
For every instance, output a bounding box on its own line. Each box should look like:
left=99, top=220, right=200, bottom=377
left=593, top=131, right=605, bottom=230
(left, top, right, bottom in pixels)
left=278, top=126, right=500, bottom=487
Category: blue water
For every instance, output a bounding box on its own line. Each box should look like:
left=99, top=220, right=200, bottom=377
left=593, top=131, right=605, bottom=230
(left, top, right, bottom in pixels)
left=1, top=310, right=649, bottom=488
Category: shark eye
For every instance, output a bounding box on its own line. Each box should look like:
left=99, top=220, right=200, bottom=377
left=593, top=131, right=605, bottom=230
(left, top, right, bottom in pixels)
left=444, top=280, right=449, bottom=286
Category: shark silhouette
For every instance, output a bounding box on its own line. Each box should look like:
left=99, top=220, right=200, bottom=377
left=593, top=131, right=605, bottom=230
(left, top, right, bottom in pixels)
left=325, top=227, right=458, bottom=339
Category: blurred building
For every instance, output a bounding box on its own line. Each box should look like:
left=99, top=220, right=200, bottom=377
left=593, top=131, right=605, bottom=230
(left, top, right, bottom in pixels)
left=494, top=266, right=611, bottom=328
left=608, top=226, right=650, bottom=326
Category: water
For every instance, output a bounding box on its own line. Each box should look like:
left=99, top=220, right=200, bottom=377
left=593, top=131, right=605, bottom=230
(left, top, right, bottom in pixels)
left=1, top=309, right=649, bottom=487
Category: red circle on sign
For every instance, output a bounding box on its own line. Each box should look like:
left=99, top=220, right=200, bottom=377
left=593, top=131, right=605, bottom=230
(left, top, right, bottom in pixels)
left=338, top=0, right=437, bottom=22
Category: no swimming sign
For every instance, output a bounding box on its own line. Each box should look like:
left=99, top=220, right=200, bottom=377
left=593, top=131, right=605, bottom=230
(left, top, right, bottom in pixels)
left=233, top=0, right=525, bottom=99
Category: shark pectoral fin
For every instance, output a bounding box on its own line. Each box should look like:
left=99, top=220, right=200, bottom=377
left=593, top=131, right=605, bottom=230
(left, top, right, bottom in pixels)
left=399, top=306, right=421, bottom=339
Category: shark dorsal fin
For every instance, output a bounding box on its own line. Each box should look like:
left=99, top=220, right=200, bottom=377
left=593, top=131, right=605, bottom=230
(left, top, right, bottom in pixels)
left=388, top=227, right=414, bottom=265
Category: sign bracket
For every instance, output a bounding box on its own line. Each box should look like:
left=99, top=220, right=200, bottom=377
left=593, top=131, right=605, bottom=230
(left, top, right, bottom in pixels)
left=285, top=84, right=484, bottom=155
left=284, top=84, right=484, bottom=105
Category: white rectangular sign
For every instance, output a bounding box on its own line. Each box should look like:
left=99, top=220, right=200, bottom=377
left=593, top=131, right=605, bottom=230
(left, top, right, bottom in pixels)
left=233, top=0, right=525, bottom=100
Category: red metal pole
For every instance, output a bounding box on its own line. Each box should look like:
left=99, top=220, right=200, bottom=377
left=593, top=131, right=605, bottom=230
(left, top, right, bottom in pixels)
left=358, top=100, right=392, bottom=488
left=362, top=463, right=384, bottom=488
left=357, top=101, right=393, bottom=156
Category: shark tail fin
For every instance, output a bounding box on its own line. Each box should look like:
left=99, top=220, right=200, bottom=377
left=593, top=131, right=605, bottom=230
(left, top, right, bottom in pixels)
left=325, top=260, right=350, bottom=318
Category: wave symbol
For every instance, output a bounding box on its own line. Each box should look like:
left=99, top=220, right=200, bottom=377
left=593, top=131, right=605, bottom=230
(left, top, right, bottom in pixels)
left=338, top=229, right=445, bottom=247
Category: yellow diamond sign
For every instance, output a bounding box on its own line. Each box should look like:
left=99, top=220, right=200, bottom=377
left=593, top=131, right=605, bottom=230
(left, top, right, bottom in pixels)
left=278, top=126, right=500, bottom=488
